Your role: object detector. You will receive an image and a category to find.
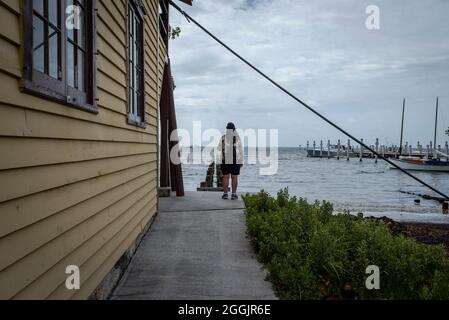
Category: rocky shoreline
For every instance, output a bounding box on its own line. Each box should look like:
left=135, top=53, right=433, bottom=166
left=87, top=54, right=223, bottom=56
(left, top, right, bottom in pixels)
left=369, top=216, right=449, bottom=253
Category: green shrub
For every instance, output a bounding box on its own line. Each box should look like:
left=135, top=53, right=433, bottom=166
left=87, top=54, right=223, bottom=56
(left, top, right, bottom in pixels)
left=244, top=189, right=449, bottom=300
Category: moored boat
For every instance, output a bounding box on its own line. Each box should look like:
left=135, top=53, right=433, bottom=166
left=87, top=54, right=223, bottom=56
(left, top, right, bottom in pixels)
left=390, top=97, right=449, bottom=172
left=390, top=157, right=449, bottom=172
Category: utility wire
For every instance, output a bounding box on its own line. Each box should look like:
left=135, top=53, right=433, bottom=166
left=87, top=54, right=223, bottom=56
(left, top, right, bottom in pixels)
left=169, top=0, right=449, bottom=201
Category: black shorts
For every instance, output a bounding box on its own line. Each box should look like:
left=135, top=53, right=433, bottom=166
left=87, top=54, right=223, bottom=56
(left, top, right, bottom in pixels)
left=221, top=164, right=241, bottom=176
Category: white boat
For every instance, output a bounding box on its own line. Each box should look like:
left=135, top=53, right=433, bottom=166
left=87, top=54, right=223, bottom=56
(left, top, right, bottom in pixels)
left=390, top=157, right=449, bottom=172
left=390, top=97, right=449, bottom=172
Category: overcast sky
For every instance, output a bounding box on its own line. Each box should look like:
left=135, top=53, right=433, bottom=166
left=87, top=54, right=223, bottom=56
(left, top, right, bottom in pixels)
left=169, top=0, right=449, bottom=148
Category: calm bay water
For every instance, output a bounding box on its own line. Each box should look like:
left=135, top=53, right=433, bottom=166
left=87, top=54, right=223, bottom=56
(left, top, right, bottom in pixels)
left=182, top=147, right=449, bottom=224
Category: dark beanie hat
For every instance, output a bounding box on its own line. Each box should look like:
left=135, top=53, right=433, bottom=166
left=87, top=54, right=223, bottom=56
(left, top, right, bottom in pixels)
left=226, top=122, right=236, bottom=131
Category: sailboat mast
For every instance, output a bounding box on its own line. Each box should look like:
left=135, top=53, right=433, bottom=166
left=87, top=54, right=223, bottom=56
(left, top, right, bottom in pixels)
left=399, top=98, right=406, bottom=156
left=434, top=97, right=439, bottom=156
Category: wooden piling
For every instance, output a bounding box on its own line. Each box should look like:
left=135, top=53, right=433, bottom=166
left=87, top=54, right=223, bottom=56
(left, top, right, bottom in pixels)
left=446, top=141, right=449, bottom=162
left=347, top=139, right=350, bottom=161
left=375, top=138, right=379, bottom=163
left=430, top=141, right=433, bottom=158
left=320, top=140, right=323, bottom=158
left=216, top=163, right=223, bottom=188
left=359, top=139, right=363, bottom=162
left=337, top=139, right=341, bottom=160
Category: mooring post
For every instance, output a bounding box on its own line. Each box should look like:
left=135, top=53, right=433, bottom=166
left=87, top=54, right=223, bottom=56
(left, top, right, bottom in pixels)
left=347, top=140, right=350, bottom=161
left=429, top=141, right=433, bottom=158
left=418, top=141, right=422, bottom=156
left=320, top=140, right=323, bottom=158
left=215, top=162, right=223, bottom=188
left=327, top=140, right=331, bottom=159
left=337, top=139, right=341, bottom=160
left=359, top=139, right=363, bottom=162
left=306, top=141, right=309, bottom=155
left=426, top=144, right=430, bottom=159
left=313, top=140, right=316, bottom=157
left=409, top=145, right=412, bottom=156
left=446, top=141, right=449, bottom=162
left=375, top=138, right=379, bottom=164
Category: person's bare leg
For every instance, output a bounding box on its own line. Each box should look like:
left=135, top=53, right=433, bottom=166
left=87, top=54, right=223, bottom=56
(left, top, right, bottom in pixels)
left=222, top=174, right=230, bottom=193
left=231, top=175, right=238, bottom=194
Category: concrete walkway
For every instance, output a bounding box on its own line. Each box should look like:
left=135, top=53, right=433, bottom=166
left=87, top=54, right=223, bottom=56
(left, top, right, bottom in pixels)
left=111, top=192, right=276, bottom=300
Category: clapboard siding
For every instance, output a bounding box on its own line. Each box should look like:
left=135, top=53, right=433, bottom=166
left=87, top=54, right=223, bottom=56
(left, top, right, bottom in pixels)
left=0, top=163, right=154, bottom=238
left=1, top=177, right=157, bottom=299
left=0, top=3, right=21, bottom=45
left=0, top=0, right=166, bottom=299
left=0, top=37, right=21, bottom=78
left=0, top=138, right=155, bottom=170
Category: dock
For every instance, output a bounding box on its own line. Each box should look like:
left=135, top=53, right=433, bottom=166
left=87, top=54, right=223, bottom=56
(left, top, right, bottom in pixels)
left=111, top=192, right=276, bottom=300
left=304, top=139, right=449, bottom=161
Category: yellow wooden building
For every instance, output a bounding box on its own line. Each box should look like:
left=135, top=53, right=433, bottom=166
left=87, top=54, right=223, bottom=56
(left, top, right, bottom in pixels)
left=0, top=0, right=189, bottom=299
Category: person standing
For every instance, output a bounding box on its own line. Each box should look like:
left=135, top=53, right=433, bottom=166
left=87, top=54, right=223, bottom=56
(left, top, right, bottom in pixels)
left=218, top=122, right=243, bottom=200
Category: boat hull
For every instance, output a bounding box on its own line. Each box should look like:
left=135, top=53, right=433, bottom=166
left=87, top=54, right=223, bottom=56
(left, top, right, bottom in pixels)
left=390, top=159, right=449, bottom=172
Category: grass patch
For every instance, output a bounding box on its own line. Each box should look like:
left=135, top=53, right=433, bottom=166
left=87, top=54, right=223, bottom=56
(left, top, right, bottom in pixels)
left=243, top=189, right=449, bottom=300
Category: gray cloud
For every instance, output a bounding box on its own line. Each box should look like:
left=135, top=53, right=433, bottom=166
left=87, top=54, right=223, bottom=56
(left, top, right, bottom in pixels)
left=169, top=0, right=449, bottom=147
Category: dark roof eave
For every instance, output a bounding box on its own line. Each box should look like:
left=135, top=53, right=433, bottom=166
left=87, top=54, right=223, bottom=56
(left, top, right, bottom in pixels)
left=178, top=0, right=193, bottom=5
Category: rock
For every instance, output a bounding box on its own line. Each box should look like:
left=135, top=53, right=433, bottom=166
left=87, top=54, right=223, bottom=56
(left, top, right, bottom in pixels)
left=367, top=216, right=449, bottom=254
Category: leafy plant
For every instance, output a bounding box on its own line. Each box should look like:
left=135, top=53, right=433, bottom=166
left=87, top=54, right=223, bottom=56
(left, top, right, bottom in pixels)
left=244, top=189, right=449, bottom=300
left=169, top=26, right=181, bottom=39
